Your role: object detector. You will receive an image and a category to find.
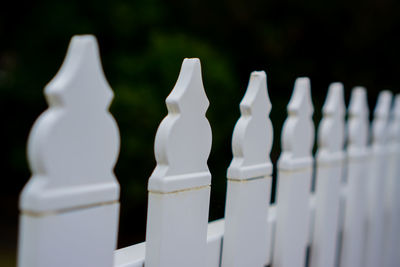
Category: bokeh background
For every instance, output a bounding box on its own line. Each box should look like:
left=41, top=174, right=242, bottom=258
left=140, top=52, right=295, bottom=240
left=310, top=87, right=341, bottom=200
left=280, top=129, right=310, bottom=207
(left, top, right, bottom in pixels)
left=1, top=0, right=399, bottom=265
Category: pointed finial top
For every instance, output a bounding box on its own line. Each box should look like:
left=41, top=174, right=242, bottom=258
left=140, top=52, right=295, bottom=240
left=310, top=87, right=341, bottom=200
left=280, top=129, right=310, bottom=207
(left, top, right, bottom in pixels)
left=148, top=58, right=212, bottom=193
left=21, top=35, right=120, bottom=213
left=287, top=77, right=314, bottom=116
left=323, top=83, right=345, bottom=117
left=165, top=58, right=209, bottom=115
left=348, top=87, right=369, bottom=118
left=280, top=77, right=315, bottom=170
left=374, top=91, right=392, bottom=118
left=227, top=71, right=273, bottom=180
left=45, top=35, right=113, bottom=109
left=318, top=83, right=345, bottom=157
left=372, top=91, right=393, bottom=145
left=347, top=86, right=369, bottom=149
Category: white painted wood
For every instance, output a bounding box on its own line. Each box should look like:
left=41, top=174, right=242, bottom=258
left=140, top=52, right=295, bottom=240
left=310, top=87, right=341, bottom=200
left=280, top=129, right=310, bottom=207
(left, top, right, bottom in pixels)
left=339, top=87, right=369, bottom=267
left=364, top=91, right=392, bottom=267
left=113, top=210, right=280, bottom=267
left=309, top=194, right=316, bottom=244
left=18, top=35, right=120, bottom=267
left=15, top=38, right=397, bottom=267
left=206, top=219, right=225, bottom=267
left=336, top=185, right=347, bottom=267
left=266, top=204, right=277, bottom=266
left=113, top=202, right=293, bottom=267
left=222, top=71, right=273, bottom=267
left=19, top=203, right=119, bottom=267
left=310, top=83, right=345, bottom=267
left=226, top=71, right=273, bottom=180
left=384, top=94, right=400, bottom=267
left=272, top=77, right=314, bottom=267
left=114, top=219, right=225, bottom=267
left=145, top=58, right=212, bottom=267
left=114, top=242, right=145, bottom=267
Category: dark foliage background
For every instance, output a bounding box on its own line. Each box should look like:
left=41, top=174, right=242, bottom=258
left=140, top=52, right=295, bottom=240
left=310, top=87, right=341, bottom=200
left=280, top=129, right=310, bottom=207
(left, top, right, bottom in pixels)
left=1, top=0, right=399, bottom=265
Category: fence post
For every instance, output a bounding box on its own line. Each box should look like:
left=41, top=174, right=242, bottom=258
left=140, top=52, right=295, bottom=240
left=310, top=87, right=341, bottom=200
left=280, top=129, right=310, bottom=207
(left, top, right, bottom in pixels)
left=272, top=77, right=314, bottom=267
left=339, top=87, right=369, bottom=267
left=384, top=94, right=400, bottom=267
left=145, top=58, right=212, bottom=267
left=221, top=71, right=273, bottom=267
left=17, top=35, right=120, bottom=267
left=310, top=83, right=345, bottom=267
left=364, top=91, right=392, bottom=267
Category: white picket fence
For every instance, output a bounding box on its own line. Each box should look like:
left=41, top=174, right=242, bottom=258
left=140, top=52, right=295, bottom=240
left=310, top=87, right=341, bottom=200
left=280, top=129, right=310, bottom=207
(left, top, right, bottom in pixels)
left=17, top=34, right=400, bottom=267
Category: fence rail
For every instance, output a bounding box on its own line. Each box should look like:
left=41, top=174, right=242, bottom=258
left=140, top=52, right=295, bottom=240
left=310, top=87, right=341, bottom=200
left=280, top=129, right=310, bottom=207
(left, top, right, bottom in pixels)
left=17, top=34, right=400, bottom=267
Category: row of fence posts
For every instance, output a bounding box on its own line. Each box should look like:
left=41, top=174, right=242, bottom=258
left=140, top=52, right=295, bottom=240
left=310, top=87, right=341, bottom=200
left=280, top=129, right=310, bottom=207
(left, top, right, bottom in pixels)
left=17, top=35, right=400, bottom=267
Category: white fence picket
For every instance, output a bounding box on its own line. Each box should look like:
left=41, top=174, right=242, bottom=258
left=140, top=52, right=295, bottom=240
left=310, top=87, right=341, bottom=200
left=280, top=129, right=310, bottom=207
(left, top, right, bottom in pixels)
left=206, top=219, right=225, bottom=267
left=272, top=77, right=314, bottom=267
left=16, top=35, right=400, bottom=267
left=384, top=94, right=400, bottom=267
left=339, top=87, right=369, bottom=267
left=144, top=58, right=212, bottom=267
left=17, top=35, right=120, bottom=267
left=310, top=83, right=345, bottom=267
left=221, top=71, right=273, bottom=267
left=364, top=91, right=393, bottom=267
left=114, top=219, right=226, bottom=267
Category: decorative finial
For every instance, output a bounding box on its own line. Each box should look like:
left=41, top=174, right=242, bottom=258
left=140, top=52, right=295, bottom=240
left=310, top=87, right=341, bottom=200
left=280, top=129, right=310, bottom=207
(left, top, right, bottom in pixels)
left=372, top=91, right=393, bottom=145
left=280, top=77, right=314, bottom=168
left=227, top=71, right=273, bottom=179
left=148, top=58, right=212, bottom=193
left=347, top=87, right=369, bottom=149
left=45, top=35, right=113, bottom=109
left=318, top=82, right=345, bottom=155
left=21, top=35, right=120, bottom=213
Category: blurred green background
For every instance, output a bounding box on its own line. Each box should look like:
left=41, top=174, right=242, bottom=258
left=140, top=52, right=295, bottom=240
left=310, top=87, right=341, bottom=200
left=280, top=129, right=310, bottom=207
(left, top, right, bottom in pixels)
left=1, top=0, right=399, bottom=265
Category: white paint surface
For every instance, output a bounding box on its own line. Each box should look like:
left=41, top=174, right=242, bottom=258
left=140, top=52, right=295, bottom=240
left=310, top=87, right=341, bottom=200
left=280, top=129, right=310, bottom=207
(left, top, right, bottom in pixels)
left=145, top=58, right=212, bottom=267
left=16, top=36, right=400, bottom=267
left=18, top=35, right=120, bottom=267
left=364, top=91, right=392, bottom=267
left=384, top=94, right=400, bottom=267
left=310, top=83, right=345, bottom=267
left=222, top=71, right=273, bottom=267
left=273, top=77, right=314, bottom=267
left=340, top=87, right=369, bottom=267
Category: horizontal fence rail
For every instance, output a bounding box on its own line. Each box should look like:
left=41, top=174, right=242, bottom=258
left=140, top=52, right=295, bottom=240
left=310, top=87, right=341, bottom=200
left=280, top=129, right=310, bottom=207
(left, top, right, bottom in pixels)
left=17, top=34, right=400, bottom=267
